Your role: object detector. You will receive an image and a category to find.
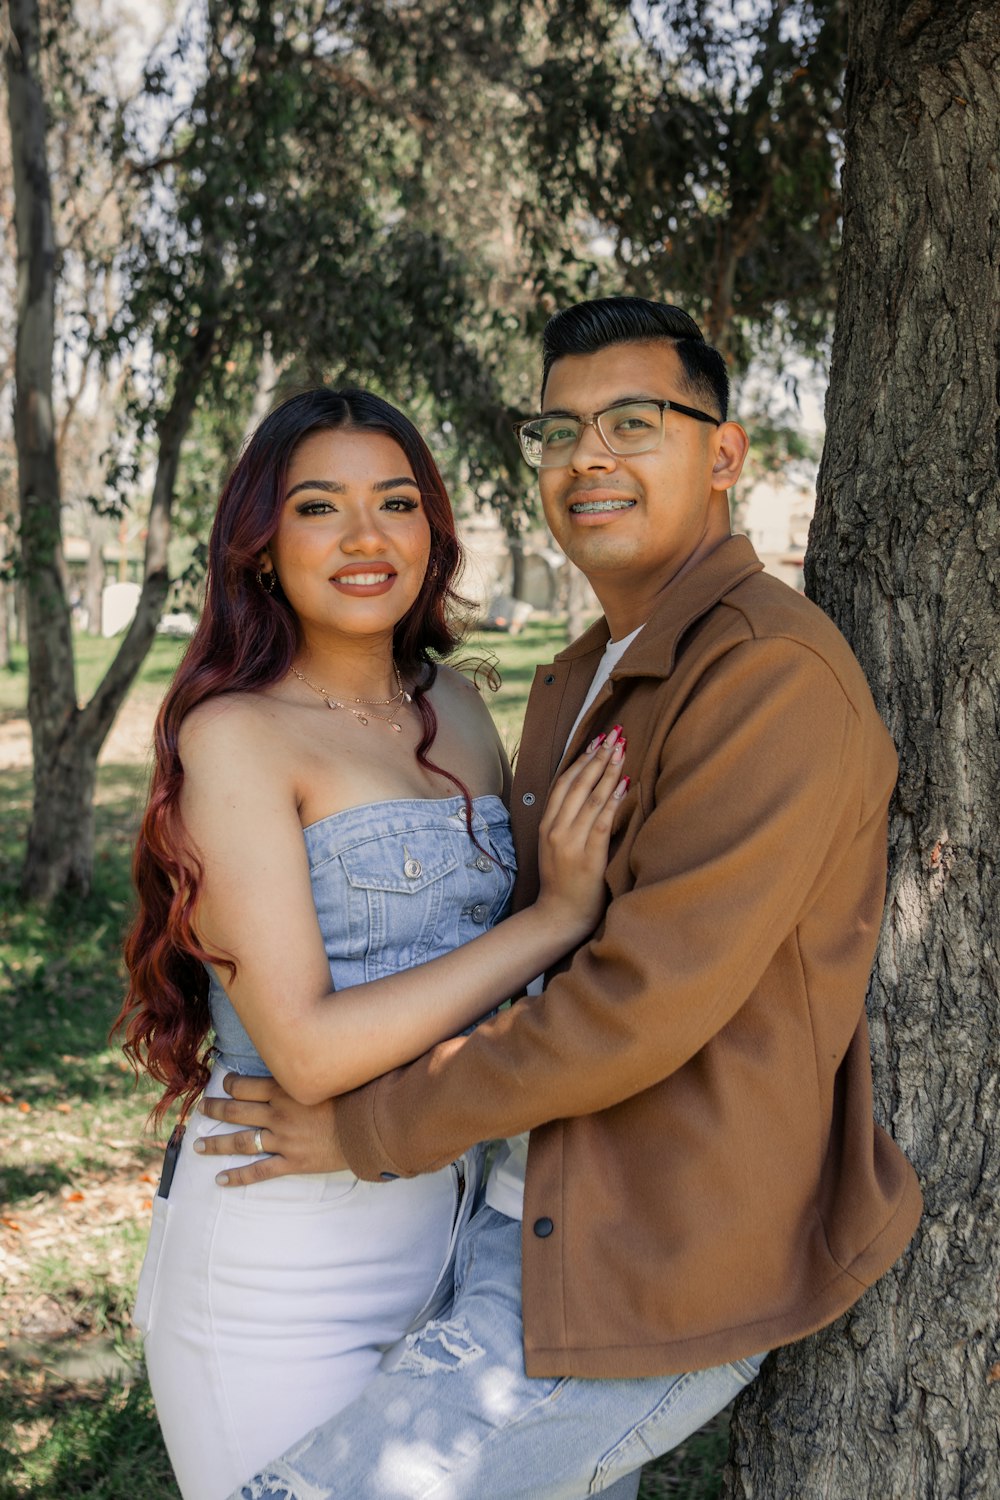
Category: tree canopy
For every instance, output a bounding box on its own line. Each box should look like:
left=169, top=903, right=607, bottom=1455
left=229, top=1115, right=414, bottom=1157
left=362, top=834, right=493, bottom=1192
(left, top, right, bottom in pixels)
left=3, top=0, right=847, bottom=899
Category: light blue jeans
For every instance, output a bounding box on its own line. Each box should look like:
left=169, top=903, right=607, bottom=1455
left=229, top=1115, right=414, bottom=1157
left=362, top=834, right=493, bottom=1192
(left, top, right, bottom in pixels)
left=228, top=1208, right=766, bottom=1499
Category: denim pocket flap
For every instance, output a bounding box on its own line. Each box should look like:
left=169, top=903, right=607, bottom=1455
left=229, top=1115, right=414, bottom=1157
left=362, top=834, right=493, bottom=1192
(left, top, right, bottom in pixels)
left=340, top=841, right=459, bottom=894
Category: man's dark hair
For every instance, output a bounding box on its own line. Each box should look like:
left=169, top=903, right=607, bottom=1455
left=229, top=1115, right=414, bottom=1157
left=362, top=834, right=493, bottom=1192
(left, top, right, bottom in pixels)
left=540, top=296, right=729, bottom=420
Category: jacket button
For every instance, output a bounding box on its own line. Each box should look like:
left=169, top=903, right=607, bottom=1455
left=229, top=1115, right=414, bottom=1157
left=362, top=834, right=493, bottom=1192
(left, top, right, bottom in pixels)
left=533, top=1216, right=554, bottom=1238
left=380, top=1172, right=399, bottom=1181
left=544, top=673, right=555, bottom=684
left=522, top=792, right=536, bottom=806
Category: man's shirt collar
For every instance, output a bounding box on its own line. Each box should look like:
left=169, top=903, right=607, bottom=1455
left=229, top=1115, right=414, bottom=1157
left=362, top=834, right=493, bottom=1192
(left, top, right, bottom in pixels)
left=553, top=534, right=765, bottom=679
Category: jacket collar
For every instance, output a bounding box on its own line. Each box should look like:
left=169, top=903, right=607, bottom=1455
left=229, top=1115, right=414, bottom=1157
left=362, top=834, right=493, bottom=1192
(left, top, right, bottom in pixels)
left=552, top=534, right=764, bottom=679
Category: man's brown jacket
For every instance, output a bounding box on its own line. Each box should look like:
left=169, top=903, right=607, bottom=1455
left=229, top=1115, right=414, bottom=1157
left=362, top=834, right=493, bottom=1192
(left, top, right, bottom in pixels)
left=338, top=534, right=923, bottom=1377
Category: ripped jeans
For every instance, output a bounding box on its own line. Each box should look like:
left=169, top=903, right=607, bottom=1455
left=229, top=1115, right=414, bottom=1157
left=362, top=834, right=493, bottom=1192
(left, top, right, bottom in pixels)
left=228, top=1208, right=766, bottom=1499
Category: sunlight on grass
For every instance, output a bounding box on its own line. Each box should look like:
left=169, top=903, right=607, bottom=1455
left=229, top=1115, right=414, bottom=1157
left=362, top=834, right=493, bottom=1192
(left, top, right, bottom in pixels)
left=0, top=637, right=187, bottom=717
left=0, top=1377, right=179, bottom=1500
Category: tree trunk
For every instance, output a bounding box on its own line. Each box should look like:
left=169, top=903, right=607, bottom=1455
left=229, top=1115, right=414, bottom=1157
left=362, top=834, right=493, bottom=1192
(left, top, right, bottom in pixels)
left=508, top=530, right=527, bottom=601
left=7, top=0, right=223, bottom=898
left=21, top=738, right=100, bottom=896
left=724, top=3, right=1000, bottom=1496
left=82, top=517, right=108, bottom=635
left=563, top=562, right=591, bottom=644
left=0, top=515, right=12, bottom=669
left=6, top=0, right=77, bottom=769
left=17, top=348, right=215, bottom=900
left=6, top=0, right=103, bottom=901
left=0, top=586, right=9, bottom=670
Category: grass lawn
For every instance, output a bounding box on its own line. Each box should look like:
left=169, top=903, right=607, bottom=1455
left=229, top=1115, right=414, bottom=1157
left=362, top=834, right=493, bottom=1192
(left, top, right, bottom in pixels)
left=0, top=623, right=732, bottom=1498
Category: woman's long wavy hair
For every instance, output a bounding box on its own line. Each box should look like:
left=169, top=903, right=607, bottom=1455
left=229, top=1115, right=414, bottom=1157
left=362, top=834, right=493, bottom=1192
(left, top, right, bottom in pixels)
left=115, top=388, right=471, bottom=1127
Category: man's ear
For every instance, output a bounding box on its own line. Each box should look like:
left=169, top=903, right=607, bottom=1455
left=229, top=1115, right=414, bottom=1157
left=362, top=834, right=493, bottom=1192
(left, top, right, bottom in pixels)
left=711, top=421, right=750, bottom=492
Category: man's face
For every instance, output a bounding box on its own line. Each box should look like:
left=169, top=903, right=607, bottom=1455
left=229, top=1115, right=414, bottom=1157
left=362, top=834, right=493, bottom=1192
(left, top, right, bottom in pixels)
left=538, top=342, right=746, bottom=597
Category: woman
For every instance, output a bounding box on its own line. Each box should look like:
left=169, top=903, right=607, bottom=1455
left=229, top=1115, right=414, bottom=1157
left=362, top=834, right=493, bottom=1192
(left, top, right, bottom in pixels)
left=115, top=388, right=627, bottom=1500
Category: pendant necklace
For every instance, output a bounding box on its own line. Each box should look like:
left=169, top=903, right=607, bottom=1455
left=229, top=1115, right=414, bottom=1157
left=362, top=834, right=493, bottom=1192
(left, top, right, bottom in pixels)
left=290, top=661, right=412, bottom=732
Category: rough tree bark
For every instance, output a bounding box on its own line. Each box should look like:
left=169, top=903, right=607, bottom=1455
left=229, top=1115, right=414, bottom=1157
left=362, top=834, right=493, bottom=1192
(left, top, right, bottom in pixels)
left=724, top=3, right=1000, bottom=1497
left=6, top=0, right=77, bottom=805
left=5, top=0, right=218, bottom=900
left=16, top=329, right=216, bottom=902
left=0, top=515, right=13, bottom=669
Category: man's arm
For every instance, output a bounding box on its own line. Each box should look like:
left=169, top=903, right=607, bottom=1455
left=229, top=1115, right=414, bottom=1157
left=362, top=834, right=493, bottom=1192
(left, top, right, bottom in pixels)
left=203, top=636, right=881, bottom=1185
left=337, top=637, right=876, bottom=1178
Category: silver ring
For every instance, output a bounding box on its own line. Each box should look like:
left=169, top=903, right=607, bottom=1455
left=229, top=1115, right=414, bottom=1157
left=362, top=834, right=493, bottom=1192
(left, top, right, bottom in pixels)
left=251, top=1127, right=265, bottom=1155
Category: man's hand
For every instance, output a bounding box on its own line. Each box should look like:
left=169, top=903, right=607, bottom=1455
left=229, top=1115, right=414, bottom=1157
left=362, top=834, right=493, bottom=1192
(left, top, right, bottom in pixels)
left=195, top=1073, right=348, bottom=1185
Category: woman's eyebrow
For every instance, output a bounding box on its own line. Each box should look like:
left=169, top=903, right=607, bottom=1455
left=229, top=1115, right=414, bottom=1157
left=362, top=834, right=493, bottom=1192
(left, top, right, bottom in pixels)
left=372, top=476, right=419, bottom=492
left=284, top=476, right=419, bottom=500
left=285, top=478, right=345, bottom=500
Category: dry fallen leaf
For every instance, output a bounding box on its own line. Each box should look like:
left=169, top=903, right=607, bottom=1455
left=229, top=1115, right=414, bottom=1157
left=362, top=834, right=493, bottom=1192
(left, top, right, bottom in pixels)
left=0, top=1090, right=13, bottom=1105
left=54, top=1103, right=72, bottom=1114
left=987, top=1363, right=1000, bottom=1385
left=1, top=1217, right=23, bottom=1232
left=17, top=1101, right=31, bottom=1114
left=65, top=1192, right=86, bottom=1204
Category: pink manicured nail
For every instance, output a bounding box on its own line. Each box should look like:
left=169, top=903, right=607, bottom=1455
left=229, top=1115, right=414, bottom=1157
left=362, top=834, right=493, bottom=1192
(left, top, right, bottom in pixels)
left=586, top=732, right=607, bottom=754
left=612, top=742, right=625, bottom=763
left=613, top=776, right=631, bottom=800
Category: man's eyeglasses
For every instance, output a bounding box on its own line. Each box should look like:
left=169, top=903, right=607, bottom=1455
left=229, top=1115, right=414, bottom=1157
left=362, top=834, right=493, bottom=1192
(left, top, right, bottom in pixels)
left=513, top=398, right=721, bottom=469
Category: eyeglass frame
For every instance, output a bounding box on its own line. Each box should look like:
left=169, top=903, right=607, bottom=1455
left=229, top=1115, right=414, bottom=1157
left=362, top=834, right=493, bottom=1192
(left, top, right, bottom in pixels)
left=512, top=398, right=722, bottom=469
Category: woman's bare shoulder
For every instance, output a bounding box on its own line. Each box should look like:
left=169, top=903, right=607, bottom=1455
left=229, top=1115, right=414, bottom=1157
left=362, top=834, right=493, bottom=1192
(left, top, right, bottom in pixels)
left=430, top=662, right=497, bottom=725
left=178, top=692, right=287, bottom=766
left=432, top=660, right=491, bottom=703
left=431, top=663, right=510, bottom=797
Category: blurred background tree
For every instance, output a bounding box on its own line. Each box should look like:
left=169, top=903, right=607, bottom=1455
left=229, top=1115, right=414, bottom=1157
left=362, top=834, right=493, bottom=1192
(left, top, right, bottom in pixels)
left=4, top=0, right=845, bottom=900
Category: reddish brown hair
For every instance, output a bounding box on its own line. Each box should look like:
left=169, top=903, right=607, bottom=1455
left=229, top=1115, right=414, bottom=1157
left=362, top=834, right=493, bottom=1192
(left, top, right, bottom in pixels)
left=115, top=388, right=471, bottom=1125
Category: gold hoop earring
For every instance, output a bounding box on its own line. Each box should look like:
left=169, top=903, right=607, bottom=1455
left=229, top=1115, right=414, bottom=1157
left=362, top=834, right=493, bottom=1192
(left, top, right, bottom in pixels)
left=256, top=568, right=276, bottom=595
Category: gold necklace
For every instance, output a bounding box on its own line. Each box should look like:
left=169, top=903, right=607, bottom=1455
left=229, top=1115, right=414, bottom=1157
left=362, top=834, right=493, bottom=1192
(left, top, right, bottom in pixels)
left=290, top=661, right=412, bottom=732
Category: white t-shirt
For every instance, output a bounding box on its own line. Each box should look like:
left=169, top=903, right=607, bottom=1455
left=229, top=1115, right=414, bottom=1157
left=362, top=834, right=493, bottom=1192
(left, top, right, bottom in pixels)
left=485, top=625, right=644, bottom=1220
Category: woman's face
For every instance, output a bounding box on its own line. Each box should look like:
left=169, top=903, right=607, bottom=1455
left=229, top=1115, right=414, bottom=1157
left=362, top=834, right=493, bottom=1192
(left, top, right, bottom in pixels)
left=265, top=427, right=433, bottom=649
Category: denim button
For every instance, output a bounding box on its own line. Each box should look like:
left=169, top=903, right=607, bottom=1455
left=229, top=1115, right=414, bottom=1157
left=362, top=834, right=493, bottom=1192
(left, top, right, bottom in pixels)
left=533, top=1216, right=554, bottom=1238
left=470, top=903, right=487, bottom=923
left=544, top=673, right=555, bottom=684
left=522, top=792, right=536, bottom=806
left=475, top=854, right=492, bottom=872
left=403, top=857, right=422, bottom=879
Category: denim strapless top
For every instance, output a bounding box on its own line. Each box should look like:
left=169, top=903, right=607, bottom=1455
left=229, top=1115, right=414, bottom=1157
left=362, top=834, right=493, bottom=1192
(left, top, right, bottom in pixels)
left=208, top=794, right=516, bottom=1075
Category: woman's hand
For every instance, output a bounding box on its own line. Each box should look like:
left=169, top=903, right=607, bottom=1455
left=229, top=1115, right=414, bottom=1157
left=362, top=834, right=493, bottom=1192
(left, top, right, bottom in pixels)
left=196, top=1073, right=348, bottom=1185
left=535, top=726, right=627, bottom=941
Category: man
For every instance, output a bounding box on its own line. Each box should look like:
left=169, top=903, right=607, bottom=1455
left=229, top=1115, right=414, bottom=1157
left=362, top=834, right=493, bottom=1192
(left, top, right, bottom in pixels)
left=201, top=297, right=922, bottom=1498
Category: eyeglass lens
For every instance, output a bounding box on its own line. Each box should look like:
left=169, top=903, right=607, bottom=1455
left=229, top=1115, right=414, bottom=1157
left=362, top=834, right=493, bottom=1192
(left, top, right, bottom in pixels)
left=520, top=401, right=663, bottom=467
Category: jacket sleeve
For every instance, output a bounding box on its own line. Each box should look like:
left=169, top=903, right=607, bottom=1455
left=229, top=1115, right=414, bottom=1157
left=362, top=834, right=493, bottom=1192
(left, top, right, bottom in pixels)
left=336, top=636, right=875, bottom=1179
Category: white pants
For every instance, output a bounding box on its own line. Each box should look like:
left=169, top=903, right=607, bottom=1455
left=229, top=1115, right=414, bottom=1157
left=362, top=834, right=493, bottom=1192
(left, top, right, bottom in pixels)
left=136, top=1069, right=475, bottom=1500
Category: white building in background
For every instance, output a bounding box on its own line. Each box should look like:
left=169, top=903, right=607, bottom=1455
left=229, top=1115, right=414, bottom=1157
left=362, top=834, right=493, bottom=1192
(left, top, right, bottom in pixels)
left=736, top=468, right=817, bottom=593
left=459, top=464, right=820, bottom=627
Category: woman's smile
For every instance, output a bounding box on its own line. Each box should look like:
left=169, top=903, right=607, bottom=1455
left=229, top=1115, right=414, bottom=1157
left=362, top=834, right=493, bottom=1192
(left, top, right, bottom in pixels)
left=330, top=565, right=399, bottom=596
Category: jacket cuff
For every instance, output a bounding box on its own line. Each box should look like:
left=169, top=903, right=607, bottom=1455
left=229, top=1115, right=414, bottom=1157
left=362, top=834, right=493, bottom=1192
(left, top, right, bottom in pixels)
left=336, top=1078, right=404, bottom=1181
